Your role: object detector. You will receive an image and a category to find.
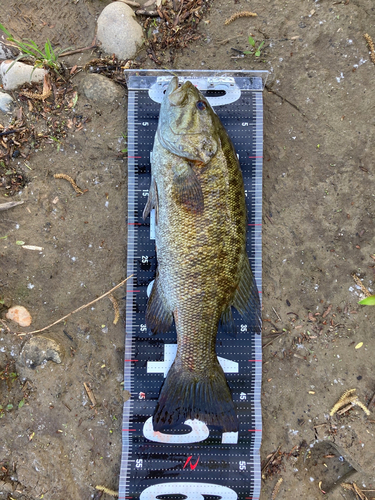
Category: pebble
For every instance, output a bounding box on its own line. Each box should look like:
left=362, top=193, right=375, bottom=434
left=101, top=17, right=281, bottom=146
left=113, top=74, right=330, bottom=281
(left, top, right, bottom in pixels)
left=0, top=60, right=46, bottom=91
left=0, top=34, right=18, bottom=60
left=0, top=90, right=14, bottom=114
left=81, top=73, right=125, bottom=104
left=5, top=305, right=32, bottom=327
left=20, top=336, right=63, bottom=369
left=96, top=1, right=144, bottom=60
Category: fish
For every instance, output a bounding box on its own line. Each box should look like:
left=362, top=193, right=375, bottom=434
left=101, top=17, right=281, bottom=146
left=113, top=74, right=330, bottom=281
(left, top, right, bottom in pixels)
left=143, top=76, right=261, bottom=433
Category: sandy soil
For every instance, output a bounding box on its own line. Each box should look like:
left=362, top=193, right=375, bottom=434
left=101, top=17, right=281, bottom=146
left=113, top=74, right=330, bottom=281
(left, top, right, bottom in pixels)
left=1, top=0, right=375, bottom=499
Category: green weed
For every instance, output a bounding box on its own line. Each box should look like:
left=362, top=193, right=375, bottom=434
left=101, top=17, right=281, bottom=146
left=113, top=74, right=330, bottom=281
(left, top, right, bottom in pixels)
left=0, top=23, right=72, bottom=74
left=243, top=36, right=265, bottom=57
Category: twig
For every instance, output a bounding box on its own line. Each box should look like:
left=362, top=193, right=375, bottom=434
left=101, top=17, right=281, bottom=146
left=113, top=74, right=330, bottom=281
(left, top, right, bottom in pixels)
left=337, top=402, right=355, bottom=415
left=330, top=389, right=371, bottom=416
left=0, top=319, right=11, bottom=333
left=224, top=11, right=257, bottom=25
left=342, top=482, right=369, bottom=500
left=0, top=127, right=26, bottom=137
left=17, top=275, right=132, bottom=335
left=0, top=201, right=24, bottom=211
left=54, top=173, right=84, bottom=195
left=261, top=445, right=281, bottom=478
left=262, top=333, right=284, bottom=349
left=84, top=382, right=97, bottom=407
left=367, top=392, right=375, bottom=409
left=351, top=273, right=371, bottom=297
left=330, top=389, right=356, bottom=415
left=265, top=85, right=302, bottom=114
left=216, top=34, right=242, bottom=46
left=272, top=307, right=282, bottom=322
left=59, top=40, right=98, bottom=58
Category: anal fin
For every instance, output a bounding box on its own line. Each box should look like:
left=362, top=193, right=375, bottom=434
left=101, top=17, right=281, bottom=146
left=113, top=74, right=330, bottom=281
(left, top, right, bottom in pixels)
left=146, top=272, right=173, bottom=334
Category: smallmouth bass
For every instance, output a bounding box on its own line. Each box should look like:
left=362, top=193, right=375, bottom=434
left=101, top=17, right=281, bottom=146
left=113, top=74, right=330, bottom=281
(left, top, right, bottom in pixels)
left=143, top=77, right=261, bottom=432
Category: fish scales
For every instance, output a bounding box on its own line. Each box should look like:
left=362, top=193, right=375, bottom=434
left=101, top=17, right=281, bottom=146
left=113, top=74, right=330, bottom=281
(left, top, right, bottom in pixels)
left=143, top=77, right=261, bottom=432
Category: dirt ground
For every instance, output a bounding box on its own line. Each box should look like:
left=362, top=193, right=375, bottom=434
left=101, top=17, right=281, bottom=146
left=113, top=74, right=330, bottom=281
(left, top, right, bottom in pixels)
left=0, top=0, right=375, bottom=498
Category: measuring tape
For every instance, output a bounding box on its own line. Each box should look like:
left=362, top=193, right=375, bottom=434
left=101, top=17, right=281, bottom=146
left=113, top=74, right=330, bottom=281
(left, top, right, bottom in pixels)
left=120, top=70, right=267, bottom=500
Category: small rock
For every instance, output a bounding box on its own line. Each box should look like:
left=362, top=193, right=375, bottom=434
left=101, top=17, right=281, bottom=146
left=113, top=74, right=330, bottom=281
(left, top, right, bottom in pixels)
left=5, top=305, right=32, bottom=327
left=0, top=34, right=18, bottom=60
left=20, top=336, right=63, bottom=369
left=96, top=2, right=144, bottom=60
left=0, top=60, right=46, bottom=91
left=81, top=73, right=125, bottom=104
left=0, top=90, right=14, bottom=114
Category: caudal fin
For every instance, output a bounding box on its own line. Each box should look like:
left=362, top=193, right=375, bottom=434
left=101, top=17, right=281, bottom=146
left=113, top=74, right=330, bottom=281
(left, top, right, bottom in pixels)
left=153, top=360, right=238, bottom=433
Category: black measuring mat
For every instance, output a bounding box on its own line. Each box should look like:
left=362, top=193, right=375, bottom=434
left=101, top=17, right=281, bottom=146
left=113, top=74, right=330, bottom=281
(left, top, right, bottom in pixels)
left=120, top=71, right=265, bottom=500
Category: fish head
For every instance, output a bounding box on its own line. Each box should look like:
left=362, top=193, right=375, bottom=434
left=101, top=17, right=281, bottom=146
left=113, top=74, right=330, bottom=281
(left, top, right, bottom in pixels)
left=158, top=77, right=219, bottom=164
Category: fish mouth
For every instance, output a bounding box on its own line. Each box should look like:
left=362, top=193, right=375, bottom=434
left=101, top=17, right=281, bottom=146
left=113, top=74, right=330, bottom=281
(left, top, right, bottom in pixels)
left=168, top=80, right=193, bottom=107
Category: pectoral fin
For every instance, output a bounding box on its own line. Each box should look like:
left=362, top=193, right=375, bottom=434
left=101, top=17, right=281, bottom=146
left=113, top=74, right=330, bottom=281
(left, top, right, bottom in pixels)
left=231, top=256, right=261, bottom=334
left=143, top=177, right=159, bottom=223
left=146, top=272, right=173, bottom=334
left=172, top=163, right=204, bottom=213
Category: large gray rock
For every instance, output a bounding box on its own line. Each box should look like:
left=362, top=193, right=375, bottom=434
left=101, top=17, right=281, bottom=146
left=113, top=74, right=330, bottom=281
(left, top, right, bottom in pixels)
left=81, top=73, right=125, bottom=104
left=0, top=90, right=14, bottom=114
left=0, top=60, right=46, bottom=90
left=20, top=336, right=63, bottom=369
left=96, top=1, right=144, bottom=60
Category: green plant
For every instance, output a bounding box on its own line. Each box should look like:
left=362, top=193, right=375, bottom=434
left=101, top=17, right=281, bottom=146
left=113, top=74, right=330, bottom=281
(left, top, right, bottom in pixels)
left=121, top=133, right=128, bottom=154
left=0, top=23, right=72, bottom=74
left=244, top=36, right=265, bottom=57
left=358, top=295, right=375, bottom=305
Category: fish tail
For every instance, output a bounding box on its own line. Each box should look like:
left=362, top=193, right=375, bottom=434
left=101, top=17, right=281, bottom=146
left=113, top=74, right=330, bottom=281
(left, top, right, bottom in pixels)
left=153, top=360, right=238, bottom=433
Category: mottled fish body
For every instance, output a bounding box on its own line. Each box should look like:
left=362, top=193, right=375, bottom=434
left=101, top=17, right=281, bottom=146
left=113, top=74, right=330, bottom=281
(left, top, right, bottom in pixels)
left=143, top=77, right=261, bottom=432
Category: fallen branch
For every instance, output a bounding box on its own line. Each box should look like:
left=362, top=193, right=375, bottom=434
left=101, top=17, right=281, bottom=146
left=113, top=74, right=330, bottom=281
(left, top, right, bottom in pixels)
left=17, top=275, right=132, bottom=336
left=0, top=201, right=24, bottom=211
left=59, top=40, right=98, bottom=58
left=84, top=382, right=97, bottom=406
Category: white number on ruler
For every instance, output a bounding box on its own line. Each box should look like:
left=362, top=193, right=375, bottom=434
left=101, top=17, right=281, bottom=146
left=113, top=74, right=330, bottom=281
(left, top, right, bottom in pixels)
left=242, top=122, right=249, bottom=126
left=142, top=255, right=149, bottom=264
left=142, top=122, right=149, bottom=126
left=140, top=482, right=237, bottom=500
left=239, top=461, right=246, bottom=471
left=140, top=324, right=147, bottom=332
left=241, top=324, right=247, bottom=332
left=136, top=459, right=143, bottom=469
left=240, top=392, right=247, bottom=401
left=142, top=190, right=149, bottom=197
left=143, top=418, right=209, bottom=444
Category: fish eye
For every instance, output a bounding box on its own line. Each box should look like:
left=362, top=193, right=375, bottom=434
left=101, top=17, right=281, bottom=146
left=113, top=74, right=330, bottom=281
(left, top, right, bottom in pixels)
left=196, top=101, right=206, bottom=111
